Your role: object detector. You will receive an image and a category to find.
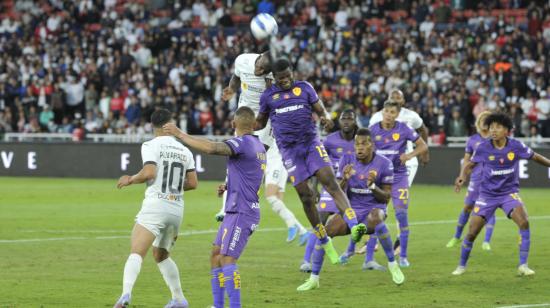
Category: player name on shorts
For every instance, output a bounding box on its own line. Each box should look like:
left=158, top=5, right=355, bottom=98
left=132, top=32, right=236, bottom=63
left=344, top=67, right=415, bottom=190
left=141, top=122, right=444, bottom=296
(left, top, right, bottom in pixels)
left=159, top=151, right=188, bottom=161
left=490, top=168, right=515, bottom=176
left=275, top=104, right=304, bottom=114
left=157, top=192, right=182, bottom=202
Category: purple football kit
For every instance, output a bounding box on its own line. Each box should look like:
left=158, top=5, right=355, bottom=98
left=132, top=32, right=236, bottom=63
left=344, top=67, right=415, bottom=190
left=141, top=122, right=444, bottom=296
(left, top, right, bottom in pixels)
left=213, top=134, right=266, bottom=259
left=259, top=81, right=332, bottom=186
left=318, top=131, right=355, bottom=213
left=471, top=138, right=534, bottom=219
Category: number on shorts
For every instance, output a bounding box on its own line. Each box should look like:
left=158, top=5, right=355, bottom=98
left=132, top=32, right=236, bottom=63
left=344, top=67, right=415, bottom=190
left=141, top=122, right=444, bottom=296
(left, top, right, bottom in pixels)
left=510, top=193, right=522, bottom=201
left=315, top=145, right=328, bottom=158
left=162, top=161, right=185, bottom=194
left=398, top=188, right=409, bottom=200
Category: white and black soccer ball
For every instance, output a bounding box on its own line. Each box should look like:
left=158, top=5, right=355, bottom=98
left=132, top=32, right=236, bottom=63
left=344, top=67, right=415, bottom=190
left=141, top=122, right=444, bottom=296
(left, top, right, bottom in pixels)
left=250, top=13, right=278, bottom=40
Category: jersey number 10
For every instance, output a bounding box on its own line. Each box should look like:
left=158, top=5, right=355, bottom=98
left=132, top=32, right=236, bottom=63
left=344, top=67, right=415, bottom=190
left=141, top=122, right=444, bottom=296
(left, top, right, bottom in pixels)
left=161, top=161, right=184, bottom=194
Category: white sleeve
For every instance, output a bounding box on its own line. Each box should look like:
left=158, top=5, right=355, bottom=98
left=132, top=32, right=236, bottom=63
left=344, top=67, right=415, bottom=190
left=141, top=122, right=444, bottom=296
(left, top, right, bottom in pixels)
left=233, top=55, right=242, bottom=78
left=184, top=148, right=196, bottom=171
left=141, top=142, right=157, bottom=165
left=369, top=111, right=382, bottom=125
left=409, top=110, right=424, bottom=129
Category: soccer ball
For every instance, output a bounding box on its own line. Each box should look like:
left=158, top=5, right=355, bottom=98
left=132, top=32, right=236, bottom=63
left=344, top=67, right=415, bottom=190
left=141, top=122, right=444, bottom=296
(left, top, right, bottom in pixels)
left=250, top=13, right=278, bottom=40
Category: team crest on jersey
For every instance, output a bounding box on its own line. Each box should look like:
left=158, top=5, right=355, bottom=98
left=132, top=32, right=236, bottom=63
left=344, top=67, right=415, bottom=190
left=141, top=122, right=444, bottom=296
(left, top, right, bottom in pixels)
left=507, top=152, right=515, bottom=161
left=290, top=175, right=295, bottom=183
left=320, top=202, right=326, bottom=209
left=474, top=206, right=480, bottom=213
left=392, top=133, right=400, bottom=141
left=292, top=87, right=302, bottom=96
left=241, top=83, right=248, bottom=90
left=369, top=170, right=378, bottom=177
left=488, top=155, right=495, bottom=161
left=337, top=147, right=343, bottom=153
left=272, top=93, right=280, bottom=100
left=375, top=135, right=381, bottom=141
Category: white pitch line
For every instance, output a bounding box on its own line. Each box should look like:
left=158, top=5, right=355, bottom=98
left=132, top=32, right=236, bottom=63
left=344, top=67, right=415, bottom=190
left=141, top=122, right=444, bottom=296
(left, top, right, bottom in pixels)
left=497, top=304, right=550, bottom=308
left=2, top=216, right=550, bottom=244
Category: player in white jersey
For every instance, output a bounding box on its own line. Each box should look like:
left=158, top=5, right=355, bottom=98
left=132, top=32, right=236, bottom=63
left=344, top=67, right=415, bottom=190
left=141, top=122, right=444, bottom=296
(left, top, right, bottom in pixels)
left=218, top=52, right=310, bottom=245
left=114, top=109, right=197, bottom=308
left=367, top=89, right=429, bottom=255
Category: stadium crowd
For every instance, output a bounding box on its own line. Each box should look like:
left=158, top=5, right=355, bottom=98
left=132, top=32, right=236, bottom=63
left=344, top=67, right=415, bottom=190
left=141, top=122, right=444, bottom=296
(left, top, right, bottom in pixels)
left=0, top=0, right=549, bottom=143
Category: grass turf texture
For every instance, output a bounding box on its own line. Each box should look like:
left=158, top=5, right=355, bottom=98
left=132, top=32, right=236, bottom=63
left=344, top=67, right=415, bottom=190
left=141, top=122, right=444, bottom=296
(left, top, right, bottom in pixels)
left=0, top=177, right=549, bottom=307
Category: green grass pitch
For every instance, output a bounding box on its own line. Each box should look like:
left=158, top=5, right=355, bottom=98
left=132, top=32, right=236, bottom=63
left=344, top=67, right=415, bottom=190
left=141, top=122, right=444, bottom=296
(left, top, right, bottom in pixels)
left=0, top=177, right=549, bottom=307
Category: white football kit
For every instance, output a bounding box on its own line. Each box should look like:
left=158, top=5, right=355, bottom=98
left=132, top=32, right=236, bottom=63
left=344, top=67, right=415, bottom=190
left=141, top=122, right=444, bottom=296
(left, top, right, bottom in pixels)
left=370, top=107, right=424, bottom=186
left=136, top=136, right=195, bottom=250
left=234, top=53, right=286, bottom=190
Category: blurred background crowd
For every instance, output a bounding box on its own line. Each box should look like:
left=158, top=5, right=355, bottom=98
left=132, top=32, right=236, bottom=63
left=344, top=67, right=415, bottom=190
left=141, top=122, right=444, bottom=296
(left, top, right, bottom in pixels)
left=0, top=0, right=549, bottom=144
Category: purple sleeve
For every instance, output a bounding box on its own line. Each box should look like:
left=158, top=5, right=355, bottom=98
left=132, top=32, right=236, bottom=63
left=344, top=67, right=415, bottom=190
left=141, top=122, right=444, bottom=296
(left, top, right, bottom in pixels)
left=224, top=137, right=245, bottom=156
left=517, top=141, right=535, bottom=160
left=470, top=144, right=485, bottom=164
left=259, top=91, right=270, bottom=115
left=303, top=81, right=319, bottom=105
left=405, top=124, right=420, bottom=142
left=379, top=160, right=394, bottom=185
left=465, top=137, right=474, bottom=154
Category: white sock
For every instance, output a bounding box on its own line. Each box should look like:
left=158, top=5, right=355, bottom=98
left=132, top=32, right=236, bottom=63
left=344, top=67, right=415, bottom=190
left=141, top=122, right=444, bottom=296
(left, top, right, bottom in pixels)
left=310, top=274, right=320, bottom=281
left=122, top=253, right=143, bottom=295
left=266, top=196, right=298, bottom=228
left=158, top=257, right=185, bottom=301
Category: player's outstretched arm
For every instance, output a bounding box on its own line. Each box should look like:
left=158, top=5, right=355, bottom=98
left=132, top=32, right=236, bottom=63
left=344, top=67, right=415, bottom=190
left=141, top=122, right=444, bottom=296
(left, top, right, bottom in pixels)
left=531, top=152, right=550, bottom=167
left=222, top=75, right=241, bottom=101
left=183, top=171, right=198, bottom=191
left=117, top=164, right=156, bottom=189
left=454, top=160, right=476, bottom=193
left=255, top=112, right=269, bottom=130
left=163, top=123, right=233, bottom=156
left=400, top=138, right=428, bottom=165
left=312, top=100, right=334, bottom=131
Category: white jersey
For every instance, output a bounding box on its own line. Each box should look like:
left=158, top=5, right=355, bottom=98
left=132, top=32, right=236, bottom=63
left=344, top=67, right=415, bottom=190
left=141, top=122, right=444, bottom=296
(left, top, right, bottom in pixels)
left=140, top=136, right=195, bottom=216
left=370, top=107, right=424, bottom=156
left=234, top=53, right=273, bottom=115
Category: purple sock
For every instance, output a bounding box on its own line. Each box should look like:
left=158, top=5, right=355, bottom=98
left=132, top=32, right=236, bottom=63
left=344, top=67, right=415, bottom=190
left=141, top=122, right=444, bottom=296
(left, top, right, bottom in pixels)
left=454, top=210, right=470, bottom=239
left=459, top=239, right=473, bottom=267
left=311, top=239, right=325, bottom=275
left=484, top=215, right=496, bottom=243
left=303, top=233, right=317, bottom=262
left=519, top=229, right=530, bottom=265
left=342, top=208, right=358, bottom=229
left=210, top=267, right=224, bottom=308
left=375, top=223, right=395, bottom=262
left=222, top=264, right=241, bottom=308
left=395, top=210, right=409, bottom=258
left=346, top=238, right=356, bottom=255
left=365, top=235, right=378, bottom=262
left=313, top=224, right=329, bottom=245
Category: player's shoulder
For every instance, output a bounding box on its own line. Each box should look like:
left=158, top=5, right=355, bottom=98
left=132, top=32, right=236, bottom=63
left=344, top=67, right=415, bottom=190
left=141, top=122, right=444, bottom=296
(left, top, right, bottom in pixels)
left=326, top=131, right=341, bottom=141
left=397, top=120, right=415, bottom=131
left=508, top=137, right=529, bottom=149
left=295, top=80, right=315, bottom=90
left=235, top=53, right=257, bottom=65
left=401, top=107, right=420, bottom=117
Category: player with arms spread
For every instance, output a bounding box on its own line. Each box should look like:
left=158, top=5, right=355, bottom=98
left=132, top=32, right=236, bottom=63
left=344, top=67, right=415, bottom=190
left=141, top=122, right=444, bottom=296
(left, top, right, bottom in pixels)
left=256, top=58, right=366, bottom=265
left=220, top=52, right=310, bottom=244
left=114, top=109, right=197, bottom=308
left=453, top=113, right=550, bottom=276
left=164, top=106, right=266, bottom=308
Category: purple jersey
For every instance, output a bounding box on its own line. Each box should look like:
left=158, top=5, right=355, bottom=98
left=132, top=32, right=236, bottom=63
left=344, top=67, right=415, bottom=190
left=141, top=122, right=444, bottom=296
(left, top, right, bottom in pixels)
left=465, top=133, right=487, bottom=183
left=259, top=80, right=319, bottom=147
left=323, top=131, right=355, bottom=171
left=223, top=134, right=267, bottom=219
left=338, top=153, right=394, bottom=210
left=369, top=121, right=419, bottom=176
left=471, top=137, right=534, bottom=197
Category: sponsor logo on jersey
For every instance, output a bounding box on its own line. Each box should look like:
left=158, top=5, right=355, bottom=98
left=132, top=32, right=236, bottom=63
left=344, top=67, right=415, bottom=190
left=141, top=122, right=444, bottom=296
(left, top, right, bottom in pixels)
left=157, top=193, right=182, bottom=202
left=392, top=133, right=400, bottom=141
left=490, top=168, right=515, bottom=176
left=292, top=87, right=302, bottom=96
left=507, top=152, right=515, bottom=161
left=275, top=104, right=304, bottom=114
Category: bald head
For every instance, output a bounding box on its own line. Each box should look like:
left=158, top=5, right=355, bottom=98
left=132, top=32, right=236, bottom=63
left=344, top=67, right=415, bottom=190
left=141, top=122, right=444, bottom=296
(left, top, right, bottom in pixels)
left=389, top=89, right=405, bottom=107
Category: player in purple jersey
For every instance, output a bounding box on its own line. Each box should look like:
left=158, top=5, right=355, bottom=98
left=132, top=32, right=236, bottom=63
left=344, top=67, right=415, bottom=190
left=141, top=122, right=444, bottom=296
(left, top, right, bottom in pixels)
left=164, top=106, right=266, bottom=308
left=453, top=113, right=550, bottom=276
left=256, top=58, right=365, bottom=265
left=297, top=128, right=404, bottom=291
left=447, top=111, right=497, bottom=250
left=369, top=100, right=428, bottom=268
left=300, top=109, right=357, bottom=272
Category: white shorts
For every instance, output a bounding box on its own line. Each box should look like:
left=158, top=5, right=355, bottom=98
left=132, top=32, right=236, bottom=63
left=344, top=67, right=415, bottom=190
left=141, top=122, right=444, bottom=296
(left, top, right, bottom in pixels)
left=255, top=120, right=275, bottom=148
left=135, top=210, right=182, bottom=251
left=264, top=143, right=288, bottom=191
left=406, top=157, right=418, bottom=187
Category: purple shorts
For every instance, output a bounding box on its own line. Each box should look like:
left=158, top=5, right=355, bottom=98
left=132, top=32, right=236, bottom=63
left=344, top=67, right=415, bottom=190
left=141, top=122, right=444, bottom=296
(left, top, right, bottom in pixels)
left=391, top=174, right=410, bottom=209
left=279, top=140, right=332, bottom=186
left=473, top=193, right=524, bottom=220
left=214, top=213, right=259, bottom=259
left=464, top=181, right=480, bottom=206
left=318, top=188, right=338, bottom=213
left=354, top=205, right=387, bottom=224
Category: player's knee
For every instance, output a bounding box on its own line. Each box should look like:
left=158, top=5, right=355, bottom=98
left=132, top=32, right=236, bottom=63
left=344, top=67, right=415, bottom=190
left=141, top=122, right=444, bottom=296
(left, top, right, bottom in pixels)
left=298, top=190, right=315, bottom=206
left=153, top=248, right=169, bottom=263
left=518, top=219, right=529, bottom=230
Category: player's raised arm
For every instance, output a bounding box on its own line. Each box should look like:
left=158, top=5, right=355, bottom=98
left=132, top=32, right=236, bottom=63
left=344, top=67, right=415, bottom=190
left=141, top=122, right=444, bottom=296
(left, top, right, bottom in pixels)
left=312, top=100, right=334, bottom=131
left=117, top=162, right=156, bottom=189
left=163, top=123, right=233, bottom=156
